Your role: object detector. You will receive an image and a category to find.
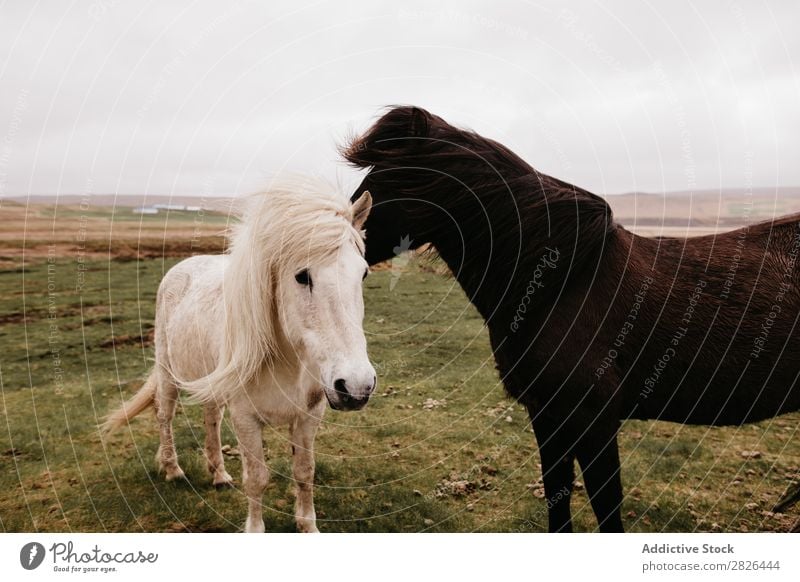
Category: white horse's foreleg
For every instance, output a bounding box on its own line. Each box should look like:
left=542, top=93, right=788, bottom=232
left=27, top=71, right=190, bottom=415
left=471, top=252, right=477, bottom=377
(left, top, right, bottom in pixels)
left=204, top=403, right=233, bottom=487
left=232, top=409, right=268, bottom=533
left=155, top=371, right=185, bottom=481
left=290, top=413, right=321, bottom=533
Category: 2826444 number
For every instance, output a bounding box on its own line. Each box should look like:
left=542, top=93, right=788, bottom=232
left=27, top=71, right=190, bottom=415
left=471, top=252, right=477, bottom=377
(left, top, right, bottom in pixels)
left=729, top=560, right=780, bottom=571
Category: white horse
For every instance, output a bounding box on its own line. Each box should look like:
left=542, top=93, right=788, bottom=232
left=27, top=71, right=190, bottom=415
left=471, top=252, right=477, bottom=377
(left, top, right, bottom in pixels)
left=103, top=178, right=377, bottom=533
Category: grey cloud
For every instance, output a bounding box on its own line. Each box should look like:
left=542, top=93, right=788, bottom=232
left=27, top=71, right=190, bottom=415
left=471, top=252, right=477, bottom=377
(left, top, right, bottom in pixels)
left=0, top=0, right=797, bottom=198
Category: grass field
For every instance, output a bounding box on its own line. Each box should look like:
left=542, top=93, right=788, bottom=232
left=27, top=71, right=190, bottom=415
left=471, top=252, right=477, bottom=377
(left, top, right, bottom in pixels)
left=1, top=203, right=799, bottom=532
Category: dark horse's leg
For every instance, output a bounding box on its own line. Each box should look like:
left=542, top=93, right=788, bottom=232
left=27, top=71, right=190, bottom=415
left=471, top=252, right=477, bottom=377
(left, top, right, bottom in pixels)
left=530, top=409, right=575, bottom=533
left=575, top=421, right=624, bottom=533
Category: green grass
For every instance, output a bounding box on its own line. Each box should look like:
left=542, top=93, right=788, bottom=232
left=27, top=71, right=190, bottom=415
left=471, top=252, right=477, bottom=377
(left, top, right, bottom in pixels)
left=1, top=255, right=798, bottom=532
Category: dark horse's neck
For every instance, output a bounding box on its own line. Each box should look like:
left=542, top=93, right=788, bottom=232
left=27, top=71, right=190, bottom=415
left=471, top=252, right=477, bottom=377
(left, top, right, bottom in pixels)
left=420, top=171, right=617, bottom=326
left=342, top=106, right=617, bottom=327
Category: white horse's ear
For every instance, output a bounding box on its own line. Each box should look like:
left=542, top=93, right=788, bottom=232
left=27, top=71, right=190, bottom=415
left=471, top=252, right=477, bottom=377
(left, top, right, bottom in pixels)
left=351, top=190, right=372, bottom=230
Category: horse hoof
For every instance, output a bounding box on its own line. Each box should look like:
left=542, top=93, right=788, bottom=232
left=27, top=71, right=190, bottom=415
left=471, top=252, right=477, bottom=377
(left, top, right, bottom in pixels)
left=773, top=484, right=800, bottom=513
left=297, top=519, right=320, bottom=533
left=244, top=520, right=265, bottom=534
left=213, top=470, right=234, bottom=489
left=214, top=480, right=234, bottom=490
left=165, top=468, right=186, bottom=482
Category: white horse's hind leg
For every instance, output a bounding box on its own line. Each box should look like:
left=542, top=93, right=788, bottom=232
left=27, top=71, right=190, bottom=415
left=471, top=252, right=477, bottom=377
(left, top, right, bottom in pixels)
left=290, top=414, right=321, bottom=533
left=204, top=403, right=233, bottom=487
left=232, top=408, right=268, bottom=533
left=154, top=370, right=186, bottom=481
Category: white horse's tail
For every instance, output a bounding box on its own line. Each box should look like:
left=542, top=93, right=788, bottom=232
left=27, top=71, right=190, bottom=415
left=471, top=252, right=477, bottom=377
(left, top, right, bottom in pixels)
left=101, top=373, right=157, bottom=434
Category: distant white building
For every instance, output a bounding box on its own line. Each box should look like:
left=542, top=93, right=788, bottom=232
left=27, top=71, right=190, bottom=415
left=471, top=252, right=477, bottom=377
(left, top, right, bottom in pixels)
left=133, top=204, right=204, bottom=214
left=153, top=203, right=187, bottom=211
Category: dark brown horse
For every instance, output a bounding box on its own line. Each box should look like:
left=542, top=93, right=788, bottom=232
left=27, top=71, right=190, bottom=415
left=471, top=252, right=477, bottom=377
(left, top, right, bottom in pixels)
left=344, top=106, right=800, bottom=532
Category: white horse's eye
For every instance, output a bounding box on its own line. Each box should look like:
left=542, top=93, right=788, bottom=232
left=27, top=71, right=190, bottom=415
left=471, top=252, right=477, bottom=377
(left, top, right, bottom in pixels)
left=295, top=269, right=312, bottom=287
left=362, top=269, right=369, bottom=280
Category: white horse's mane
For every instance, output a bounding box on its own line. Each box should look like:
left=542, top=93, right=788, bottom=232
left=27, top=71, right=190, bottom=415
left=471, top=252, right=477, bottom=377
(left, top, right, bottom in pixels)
left=182, top=176, right=366, bottom=403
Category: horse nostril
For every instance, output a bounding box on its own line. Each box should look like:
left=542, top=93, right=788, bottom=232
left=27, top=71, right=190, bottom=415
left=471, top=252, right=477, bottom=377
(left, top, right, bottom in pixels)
left=334, top=378, right=349, bottom=396
left=332, top=378, right=373, bottom=409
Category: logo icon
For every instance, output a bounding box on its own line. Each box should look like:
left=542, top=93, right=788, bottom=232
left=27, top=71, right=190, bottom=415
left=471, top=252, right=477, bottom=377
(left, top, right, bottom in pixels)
left=389, top=235, right=413, bottom=291
left=20, top=542, right=46, bottom=570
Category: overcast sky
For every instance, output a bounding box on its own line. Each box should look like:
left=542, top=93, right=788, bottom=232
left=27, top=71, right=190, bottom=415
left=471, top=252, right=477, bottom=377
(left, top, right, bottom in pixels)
left=0, top=0, right=798, bottom=198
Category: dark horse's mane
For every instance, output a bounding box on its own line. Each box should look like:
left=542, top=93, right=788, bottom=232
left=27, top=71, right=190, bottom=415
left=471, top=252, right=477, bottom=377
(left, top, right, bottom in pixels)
left=343, top=107, right=616, bottom=309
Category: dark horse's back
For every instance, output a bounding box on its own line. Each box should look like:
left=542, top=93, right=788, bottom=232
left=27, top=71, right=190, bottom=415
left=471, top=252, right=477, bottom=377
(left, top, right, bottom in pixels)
left=613, top=214, right=800, bottom=426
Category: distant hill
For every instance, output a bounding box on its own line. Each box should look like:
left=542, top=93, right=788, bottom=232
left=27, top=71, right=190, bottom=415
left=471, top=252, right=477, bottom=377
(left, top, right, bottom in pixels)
left=7, top=187, right=800, bottom=230
left=605, top=188, right=800, bottom=227
left=3, top=194, right=237, bottom=212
